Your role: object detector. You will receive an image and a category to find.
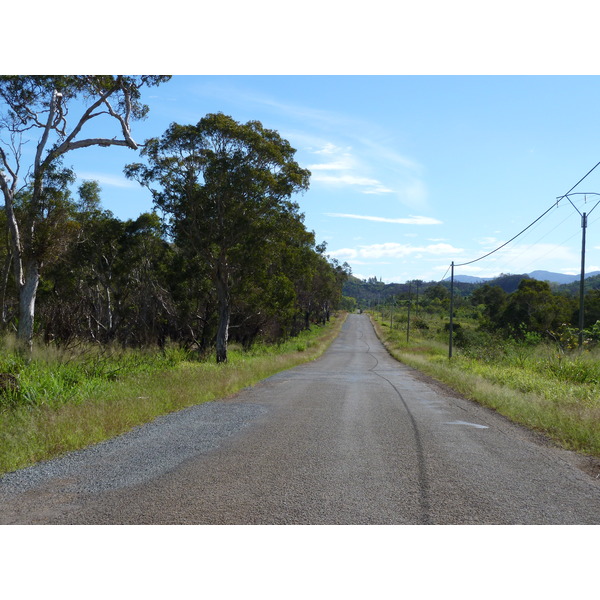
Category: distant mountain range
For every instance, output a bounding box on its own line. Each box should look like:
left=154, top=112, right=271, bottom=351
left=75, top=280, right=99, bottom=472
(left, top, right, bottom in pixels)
left=451, top=270, right=600, bottom=285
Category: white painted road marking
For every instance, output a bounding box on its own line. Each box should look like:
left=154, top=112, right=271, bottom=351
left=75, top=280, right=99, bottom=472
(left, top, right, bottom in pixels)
left=445, top=421, right=489, bottom=429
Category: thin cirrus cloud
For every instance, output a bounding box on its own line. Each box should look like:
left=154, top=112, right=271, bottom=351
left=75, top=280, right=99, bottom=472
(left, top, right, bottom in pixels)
left=307, top=144, right=397, bottom=194
left=76, top=172, right=138, bottom=189
left=314, top=175, right=393, bottom=194
left=308, top=161, right=352, bottom=171
left=194, top=82, right=429, bottom=204
left=326, top=213, right=442, bottom=225
left=305, top=138, right=425, bottom=199
left=333, top=242, right=464, bottom=261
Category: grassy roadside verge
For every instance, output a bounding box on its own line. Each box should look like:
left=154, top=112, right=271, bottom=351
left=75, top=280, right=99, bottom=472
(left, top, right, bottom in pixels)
left=0, top=314, right=346, bottom=476
left=369, top=313, right=600, bottom=458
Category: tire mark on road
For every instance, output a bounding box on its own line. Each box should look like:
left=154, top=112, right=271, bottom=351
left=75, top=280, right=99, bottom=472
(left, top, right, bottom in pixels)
left=359, top=322, right=432, bottom=525
left=369, top=366, right=432, bottom=524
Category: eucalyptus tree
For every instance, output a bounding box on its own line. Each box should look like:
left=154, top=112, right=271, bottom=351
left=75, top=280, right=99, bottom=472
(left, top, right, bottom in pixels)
left=0, top=75, right=170, bottom=351
left=126, top=112, right=311, bottom=363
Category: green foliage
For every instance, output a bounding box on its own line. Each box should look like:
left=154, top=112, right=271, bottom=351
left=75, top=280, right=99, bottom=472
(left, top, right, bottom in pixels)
left=579, top=289, right=600, bottom=327
left=125, top=113, right=344, bottom=361
left=499, top=279, right=575, bottom=338
left=0, top=75, right=172, bottom=350
left=0, top=338, right=195, bottom=412
left=339, top=296, right=358, bottom=312
left=424, top=283, right=450, bottom=303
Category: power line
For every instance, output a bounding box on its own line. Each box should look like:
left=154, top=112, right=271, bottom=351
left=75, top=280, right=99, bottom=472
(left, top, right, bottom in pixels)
left=454, top=201, right=559, bottom=268
left=444, top=159, right=600, bottom=357
left=440, top=263, right=452, bottom=283
left=452, top=160, right=600, bottom=270
left=555, top=192, right=600, bottom=218
left=493, top=207, right=579, bottom=275
left=556, top=160, right=600, bottom=204
left=513, top=229, right=581, bottom=276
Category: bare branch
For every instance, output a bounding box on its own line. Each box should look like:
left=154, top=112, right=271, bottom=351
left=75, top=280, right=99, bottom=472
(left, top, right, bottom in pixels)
left=35, top=89, right=61, bottom=172
left=101, top=93, right=138, bottom=150
left=50, top=87, right=117, bottom=160
left=53, top=94, right=68, bottom=137
left=60, top=138, right=135, bottom=152
left=0, top=146, right=18, bottom=192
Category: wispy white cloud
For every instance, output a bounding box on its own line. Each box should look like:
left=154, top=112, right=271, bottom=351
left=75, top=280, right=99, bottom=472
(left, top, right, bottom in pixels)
left=314, top=174, right=392, bottom=194
left=308, top=147, right=354, bottom=172
left=312, top=142, right=344, bottom=155
left=478, top=236, right=501, bottom=246
left=77, top=172, right=137, bottom=189
left=327, top=213, right=442, bottom=225
left=363, top=186, right=395, bottom=195
left=396, top=178, right=428, bottom=206
left=308, top=161, right=351, bottom=171
left=193, top=81, right=429, bottom=206
left=307, top=144, right=397, bottom=194
left=308, top=138, right=427, bottom=201
left=332, top=248, right=359, bottom=260
left=357, top=135, right=423, bottom=173
left=332, top=242, right=464, bottom=261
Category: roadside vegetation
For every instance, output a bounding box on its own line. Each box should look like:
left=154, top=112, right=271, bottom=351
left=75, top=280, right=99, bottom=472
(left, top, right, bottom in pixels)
left=0, top=77, right=351, bottom=477
left=0, top=78, right=349, bottom=362
left=0, top=314, right=345, bottom=475
left=367, top=278, right=600, bottom=458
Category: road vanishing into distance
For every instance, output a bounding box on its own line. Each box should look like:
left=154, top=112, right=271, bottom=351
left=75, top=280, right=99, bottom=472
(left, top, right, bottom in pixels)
left=1, top=313, right=599, bottom=524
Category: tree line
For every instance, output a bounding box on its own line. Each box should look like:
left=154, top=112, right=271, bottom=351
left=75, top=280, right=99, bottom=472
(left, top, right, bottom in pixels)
left=346, top=273, right=600, bottom=344
left=0, top=76, right=348, bottom=361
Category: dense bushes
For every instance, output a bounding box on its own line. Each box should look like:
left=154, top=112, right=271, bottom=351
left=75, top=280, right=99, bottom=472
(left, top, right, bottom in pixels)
left=0, top=199, right=348, bottom=355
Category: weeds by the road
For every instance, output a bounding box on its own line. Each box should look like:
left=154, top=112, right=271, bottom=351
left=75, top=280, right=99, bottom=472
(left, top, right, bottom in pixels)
left=370, top=312, right=600, bottom=457
left=0, top=315, right=345, bottom=476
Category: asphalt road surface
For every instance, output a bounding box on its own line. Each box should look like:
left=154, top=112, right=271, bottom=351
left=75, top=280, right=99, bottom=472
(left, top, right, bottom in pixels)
left=1, top=313, right=599, bottom=524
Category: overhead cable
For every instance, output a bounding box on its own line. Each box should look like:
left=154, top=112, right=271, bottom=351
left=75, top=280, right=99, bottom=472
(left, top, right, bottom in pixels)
left=453, top=159, right=600, bottom=269
left=454, top=201, right=558, bottom=267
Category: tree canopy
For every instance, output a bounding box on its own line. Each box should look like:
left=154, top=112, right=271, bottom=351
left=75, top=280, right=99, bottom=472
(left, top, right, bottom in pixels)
left=0, top=75, right=170, bottom=352
left=0, top=87, right=348, bottom=357
left=125, top=113, right=338, bottom=362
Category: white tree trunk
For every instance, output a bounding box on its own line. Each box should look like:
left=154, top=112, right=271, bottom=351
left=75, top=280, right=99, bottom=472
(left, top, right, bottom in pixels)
left=0, top=78, right=153, bottom=352
left=17, top=260, right=40, bottom=353
left=215, top=260, right=230, bottom=364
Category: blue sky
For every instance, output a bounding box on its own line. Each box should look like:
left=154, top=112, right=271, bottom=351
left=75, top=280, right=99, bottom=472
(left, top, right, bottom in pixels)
left=58, top=75, right=600, bottom=284
left=9, top=2, right=600, bottom=285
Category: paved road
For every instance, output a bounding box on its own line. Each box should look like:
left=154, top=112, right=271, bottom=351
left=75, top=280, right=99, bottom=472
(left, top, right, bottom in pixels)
left=1, top=313, right=599, bottom=524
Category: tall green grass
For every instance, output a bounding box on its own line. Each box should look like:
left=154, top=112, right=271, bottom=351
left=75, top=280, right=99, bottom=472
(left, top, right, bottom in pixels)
left=0, top=315, right=346, bottom=475
left=371, top=312, right=600, bottom=457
